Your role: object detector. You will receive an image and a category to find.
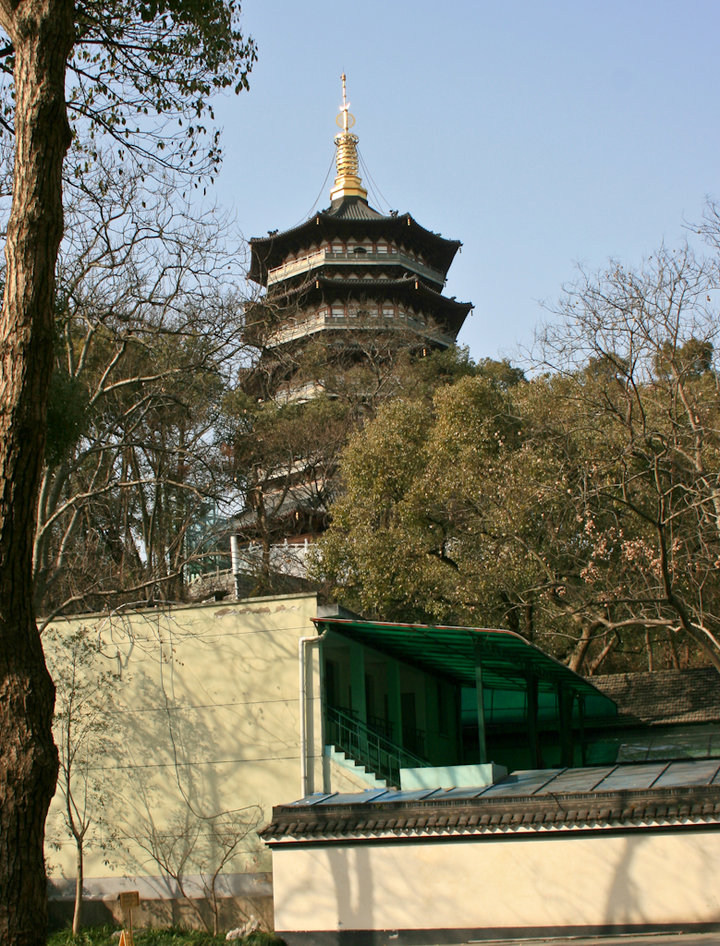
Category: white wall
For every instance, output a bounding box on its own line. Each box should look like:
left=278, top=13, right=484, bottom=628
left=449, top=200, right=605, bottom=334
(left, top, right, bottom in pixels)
left=44, top=593, right=322, bottom=918
left=271, top=827, right=720, bottom=935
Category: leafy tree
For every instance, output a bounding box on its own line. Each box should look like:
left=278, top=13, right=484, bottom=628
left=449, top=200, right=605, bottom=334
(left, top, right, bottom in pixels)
left=232, top=303, right=480, bottom=595
left=313, top=363, right=529, bottom=627
left=317, top=254, right=720, bottom=676
left=225, top=391, right=355, bottom=595
left=0, top=3, right=254, bottom=942
left=0, top=0, right=256, bottom=183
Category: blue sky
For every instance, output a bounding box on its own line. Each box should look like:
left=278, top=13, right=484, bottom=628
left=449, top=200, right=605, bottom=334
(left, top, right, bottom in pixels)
left=212, top=0, right=720, bottom=363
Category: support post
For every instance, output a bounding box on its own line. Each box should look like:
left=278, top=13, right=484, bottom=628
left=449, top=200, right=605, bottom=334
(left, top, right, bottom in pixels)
left=526, top=673, right=541, bottom=768
left=387, top=658, right=402, bottom=743
left=474, top=648, right=488, bottom=764
left=558, top=685, right=575, bottom=767
left=349, top=641, right=367, bottom=725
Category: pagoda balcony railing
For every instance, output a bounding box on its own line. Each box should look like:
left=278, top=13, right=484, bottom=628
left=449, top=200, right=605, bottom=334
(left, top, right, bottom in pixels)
left=267, top=248, right=446, bottom=288
left=274, top=380, right=325, bottom=404
left=231, top=536, right=315, bottom=579
left=265, top=311, right=454, bottom=349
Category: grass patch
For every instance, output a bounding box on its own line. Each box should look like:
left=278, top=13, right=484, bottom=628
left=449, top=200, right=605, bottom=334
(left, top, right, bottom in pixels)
left=47, top=928, right=283, bottom=946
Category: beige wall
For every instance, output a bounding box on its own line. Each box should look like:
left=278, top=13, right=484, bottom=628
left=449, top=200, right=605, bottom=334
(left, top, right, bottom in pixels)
left=45, top=593, right=322, bottom=918
left=271, top=827, right=720, bottom=934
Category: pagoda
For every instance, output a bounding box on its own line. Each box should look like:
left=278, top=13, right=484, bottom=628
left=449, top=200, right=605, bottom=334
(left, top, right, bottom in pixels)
left=246, top=75, right=472, bottom=402
left=231, top=78, right=472, bottom=587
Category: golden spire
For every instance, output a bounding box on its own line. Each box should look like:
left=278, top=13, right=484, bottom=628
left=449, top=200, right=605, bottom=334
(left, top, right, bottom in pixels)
left=330, top=73, right=368, bottom=202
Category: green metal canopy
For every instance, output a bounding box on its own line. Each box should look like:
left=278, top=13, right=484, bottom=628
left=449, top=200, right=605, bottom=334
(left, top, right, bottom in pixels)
left=312, top=617, right=617, bottom=720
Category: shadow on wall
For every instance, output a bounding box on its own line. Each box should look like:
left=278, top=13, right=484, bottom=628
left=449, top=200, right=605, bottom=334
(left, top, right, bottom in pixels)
left=48, top=893, right=274, bottom=933
left=328, top=846, right=375, bottom=936
left=46, top=603, right=300, bottom=932
left=604, top=833, right=640, bottom=931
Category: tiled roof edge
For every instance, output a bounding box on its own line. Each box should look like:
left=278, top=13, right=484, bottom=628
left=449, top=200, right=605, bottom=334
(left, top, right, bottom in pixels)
left=261, top=784, right=720, bottom=842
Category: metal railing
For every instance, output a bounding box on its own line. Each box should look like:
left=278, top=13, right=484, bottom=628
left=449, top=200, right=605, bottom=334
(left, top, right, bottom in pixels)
left=325, top=705, right=429, bottom=787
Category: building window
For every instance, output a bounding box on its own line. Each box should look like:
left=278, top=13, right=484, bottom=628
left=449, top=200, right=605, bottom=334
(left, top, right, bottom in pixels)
left=331, top=305, right=344, bottom=318
left=382, top=305, right=394, bottom=318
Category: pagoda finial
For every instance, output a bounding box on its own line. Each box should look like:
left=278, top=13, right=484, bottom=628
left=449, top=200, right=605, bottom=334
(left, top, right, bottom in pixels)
left=330, top=73, right=367, bottom=203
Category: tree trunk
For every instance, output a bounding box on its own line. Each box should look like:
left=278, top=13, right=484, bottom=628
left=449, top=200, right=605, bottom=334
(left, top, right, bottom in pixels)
left=0, top=1, right=74, bottom=943
left=72, top=839, right=84, bottom=935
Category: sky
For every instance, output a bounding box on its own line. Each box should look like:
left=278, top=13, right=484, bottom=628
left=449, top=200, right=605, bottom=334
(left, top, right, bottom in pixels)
left=210, top=0, right=720, bottom=364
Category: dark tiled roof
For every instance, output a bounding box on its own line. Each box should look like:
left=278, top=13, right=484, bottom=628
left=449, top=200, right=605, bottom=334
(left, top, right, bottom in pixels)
left=325, top=196, right=385, bottom=220
left=261, top=760, right=720, bottom=843
left=591, top=668, right=720, bottom=725
left=265, top=275, right=472, bottom=335
left=249, top=202, right=462, bottom=285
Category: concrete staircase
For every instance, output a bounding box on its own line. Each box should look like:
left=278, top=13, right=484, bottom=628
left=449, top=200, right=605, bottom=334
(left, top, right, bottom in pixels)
left=324, top=745, right=388, bottom=792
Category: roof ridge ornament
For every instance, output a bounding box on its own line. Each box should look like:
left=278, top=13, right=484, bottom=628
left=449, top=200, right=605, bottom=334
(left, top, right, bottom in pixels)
left=330, top=73, right=368, bottom=203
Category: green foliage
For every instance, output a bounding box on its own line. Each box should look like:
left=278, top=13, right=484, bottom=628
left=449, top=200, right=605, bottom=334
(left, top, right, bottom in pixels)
left=0, top=0, right=257, bottom=182
left=48, top=926, right=118, bottom=946
left=45, top=368, right=91, bottom=468
left=313, top=370, right=524, bottom=626
left=317, top=242, right=720, bottom=674
left=46, top=928, right=233, bottom=946
left=46, top=927, right=286, bottom=946
left=225, top=341, right=487, bottom=597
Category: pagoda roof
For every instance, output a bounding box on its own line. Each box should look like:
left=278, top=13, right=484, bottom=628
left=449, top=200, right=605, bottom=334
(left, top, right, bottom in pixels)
left=249, top=196, right=463, bottom=285
left=325, top=195, right=386, bottom=220
left=267, top=274, right=472, bottom=337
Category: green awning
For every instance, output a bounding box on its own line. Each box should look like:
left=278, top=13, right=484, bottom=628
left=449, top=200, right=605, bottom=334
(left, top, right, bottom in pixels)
left=313, top=617, right=617, bottom=719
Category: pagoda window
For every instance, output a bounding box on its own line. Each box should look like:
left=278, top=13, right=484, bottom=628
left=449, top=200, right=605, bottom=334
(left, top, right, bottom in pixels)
left=331, top=305, right=344, bottom=318
left=377, top=243, right=388, bottom=254
left=331, top=242, right=344, bottom=254
left=382, top=304, right=395, bottom=319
